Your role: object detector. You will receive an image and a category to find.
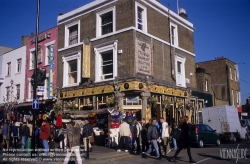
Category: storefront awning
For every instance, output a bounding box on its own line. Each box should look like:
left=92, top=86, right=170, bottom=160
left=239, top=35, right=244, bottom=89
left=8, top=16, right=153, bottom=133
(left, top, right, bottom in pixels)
left=63, top=107, right=114, bottom=115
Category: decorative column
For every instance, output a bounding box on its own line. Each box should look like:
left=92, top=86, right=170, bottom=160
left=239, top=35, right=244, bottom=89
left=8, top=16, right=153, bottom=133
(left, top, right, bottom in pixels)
left=113, top=77, right=124, bottom=111
left=141, top=76, right=151, bottom=122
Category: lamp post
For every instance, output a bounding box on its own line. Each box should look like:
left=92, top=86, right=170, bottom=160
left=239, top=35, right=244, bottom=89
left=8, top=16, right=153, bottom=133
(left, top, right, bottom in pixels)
left=31, top=0, right=40, bottom=157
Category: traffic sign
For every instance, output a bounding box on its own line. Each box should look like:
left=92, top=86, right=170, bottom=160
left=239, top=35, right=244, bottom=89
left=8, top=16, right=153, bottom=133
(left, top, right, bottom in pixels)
left=37, top=86, right=45, bottom=96
left=32, top=99, right=39, bottom=109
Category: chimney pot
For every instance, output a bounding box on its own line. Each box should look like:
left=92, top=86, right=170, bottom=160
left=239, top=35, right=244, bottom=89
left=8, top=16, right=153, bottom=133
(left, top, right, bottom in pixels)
left=179, top=8, right=187, bottom=20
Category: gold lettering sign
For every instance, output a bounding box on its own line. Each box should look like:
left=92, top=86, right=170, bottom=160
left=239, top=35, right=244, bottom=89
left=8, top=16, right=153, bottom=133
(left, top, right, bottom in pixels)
left=82, top=43, right=90, bottom=78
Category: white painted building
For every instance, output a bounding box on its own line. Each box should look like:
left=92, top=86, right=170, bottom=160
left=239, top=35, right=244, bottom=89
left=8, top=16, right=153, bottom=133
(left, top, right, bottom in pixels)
left=0, top=46, right=26, bottom=105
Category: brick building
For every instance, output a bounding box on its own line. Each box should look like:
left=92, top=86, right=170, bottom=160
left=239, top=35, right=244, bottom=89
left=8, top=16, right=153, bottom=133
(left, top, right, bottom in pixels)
left=196, top=57, right=241, bottom=108
left=21, top=26, right=58, bottom=111
left=56, top=0, right=198, bottom=124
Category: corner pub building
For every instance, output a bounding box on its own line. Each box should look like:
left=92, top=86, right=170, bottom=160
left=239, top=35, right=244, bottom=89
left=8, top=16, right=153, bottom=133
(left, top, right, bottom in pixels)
left=56, top=0, right=202, bottom=144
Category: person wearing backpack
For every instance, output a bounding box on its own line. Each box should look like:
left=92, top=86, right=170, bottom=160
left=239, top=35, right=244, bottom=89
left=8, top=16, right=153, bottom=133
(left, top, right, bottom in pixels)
left=82, top=120, right=93, bottom=152
left=170, top=119, right=178, bottom=151
left=63, top=121, right=83, bottom=164
left=20, top=123, right=30, bottom=149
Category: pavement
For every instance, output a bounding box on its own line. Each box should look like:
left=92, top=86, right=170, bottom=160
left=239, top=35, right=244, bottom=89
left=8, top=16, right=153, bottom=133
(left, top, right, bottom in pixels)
left=1, top=140, right=249, bottom=164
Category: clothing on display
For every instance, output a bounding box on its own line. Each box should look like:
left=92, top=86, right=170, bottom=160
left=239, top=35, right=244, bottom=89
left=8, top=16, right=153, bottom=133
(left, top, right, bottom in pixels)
left=56, top=114, right=62, bottom=127
left=109, top=128, right=119, bottom=147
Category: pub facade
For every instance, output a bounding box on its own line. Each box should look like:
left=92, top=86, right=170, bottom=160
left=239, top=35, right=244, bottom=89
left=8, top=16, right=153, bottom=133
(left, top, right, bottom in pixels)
left=56, top=0, right=201, bottom=127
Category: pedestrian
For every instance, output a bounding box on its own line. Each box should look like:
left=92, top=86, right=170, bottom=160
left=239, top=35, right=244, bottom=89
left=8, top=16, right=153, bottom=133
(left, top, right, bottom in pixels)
left=141, top=118, right=148, bottom=152
left=39, top=120, right=50, bottom=155
left=170, top=116, right=196, bottom=163
left=144, top=118, right=161, bottom=159
left=160, top=117, right=171, bottom=155
left=10, top=123, right=18, bottom=149
left=27, top=121, right=33, bottom=139
left=117, top=119, right=131, bottom=152
left=49, top=123, right=55, bottom=153
left=2, top=122, right=8, bottom=148
left=170, top=118, right=178, bottom=151
left=63, top=121, right=83, bottom=164
left=59, top=123, right=67, bottom=149
left=20, top=122, right=30, bottom=149
left=82, top=120, right=93, bottom=152
left=132, top=119, right=141, bottom=154
left=35, top=125, right=42, bottom=148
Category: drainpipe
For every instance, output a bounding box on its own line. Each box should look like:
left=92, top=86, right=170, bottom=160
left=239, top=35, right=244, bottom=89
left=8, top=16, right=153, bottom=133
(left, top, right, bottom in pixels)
left=168, top=5, right=176, bottom=83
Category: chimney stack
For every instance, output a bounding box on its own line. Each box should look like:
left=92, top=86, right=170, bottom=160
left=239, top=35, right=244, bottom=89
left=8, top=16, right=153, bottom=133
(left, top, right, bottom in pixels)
left=179, top=8, right=187, bottom=20
left=22, top=36, right=28, bottom=46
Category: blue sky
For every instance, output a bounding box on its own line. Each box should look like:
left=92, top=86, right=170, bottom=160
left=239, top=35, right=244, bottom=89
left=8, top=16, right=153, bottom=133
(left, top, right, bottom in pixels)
left=0, top=0, right=249, bottom=104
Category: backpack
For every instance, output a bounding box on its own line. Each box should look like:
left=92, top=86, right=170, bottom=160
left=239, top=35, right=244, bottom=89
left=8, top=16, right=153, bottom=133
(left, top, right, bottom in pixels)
left=54, top=129, right=64, bottom=143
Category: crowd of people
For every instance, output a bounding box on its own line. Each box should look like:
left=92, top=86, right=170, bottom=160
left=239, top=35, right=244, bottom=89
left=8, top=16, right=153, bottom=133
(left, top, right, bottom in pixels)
left=117, top=116, right=196, bottom=163
left=0, top=117, right=93, bottom=164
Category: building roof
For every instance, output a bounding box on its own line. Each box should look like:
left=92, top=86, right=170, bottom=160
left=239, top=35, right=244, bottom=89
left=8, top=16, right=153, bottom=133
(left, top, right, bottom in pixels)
left=196, top=57, right=236, bottom=65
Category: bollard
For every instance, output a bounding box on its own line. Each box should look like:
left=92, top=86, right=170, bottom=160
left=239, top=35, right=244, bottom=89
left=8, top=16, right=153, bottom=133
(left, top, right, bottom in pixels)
left=86, top=137, right=89, bottom=159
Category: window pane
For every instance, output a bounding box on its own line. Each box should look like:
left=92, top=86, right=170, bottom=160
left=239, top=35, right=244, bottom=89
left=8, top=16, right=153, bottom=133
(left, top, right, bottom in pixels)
left=101, top=12, right=113, bottom=35
left=68, top=25, right=78, bottom=45
left=177, top=61, right=181, bottom=73
left=100, top=51, right=113, bottom=79
left=171, top=26, right=175, bottom=45
left=137, top=8, right=143, bottom=30
left=68, top=59, right=78, bottom=84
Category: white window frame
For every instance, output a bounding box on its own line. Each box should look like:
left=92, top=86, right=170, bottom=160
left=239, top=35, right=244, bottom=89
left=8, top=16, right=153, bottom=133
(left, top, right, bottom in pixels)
left=229, top=67, right=232, bottom=80
left=65, top=20, right=80, bottom=47
left=6, top=87, right=10, bottom=102
left=96, top=6, right=116, bottom=37
left=29, top=48, right=36, bottom=70
left=234, top=69, right=237, bottom=82
left=94, top=41, right=118, bottom=82
left=29, top=81, right=33, bottom=99
left=16, top=84, right=20, bottom=100
left=62, top=52, right=81, bottom=87
left=236, top=90, right=238, bottom=104
left=135, top=2, right=147, bottom=33
left=170, top=22, right=179, bottom=47
left=175, top=55, right=186, bottom=87
left=205, top=80, right=208, bottom=92
left=44, top=77, right=48, bottom=99
left=45, top=40, right=55, bottom=66
left=6, top=62, right=11, bottom=76
left=238, top=91, right=241, bottom=105
left=231, top=89, right=234, bottom=106
left=16, top=58, right=22, bottom=73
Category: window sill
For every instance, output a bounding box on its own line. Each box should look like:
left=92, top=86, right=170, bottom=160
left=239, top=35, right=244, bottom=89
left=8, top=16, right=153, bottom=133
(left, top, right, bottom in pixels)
left=59, top=42, right=83, bottom=52
left=5, top=75, right=10, bottom=78
left=44, top=64, right=50, bottom=67
left=62, top=83, right=79, bottom=88
left=95, top=78, right=115, bottom=83
left=15, top=72, right=21, bottom=75
left=29, top=68, right=35, bottom=71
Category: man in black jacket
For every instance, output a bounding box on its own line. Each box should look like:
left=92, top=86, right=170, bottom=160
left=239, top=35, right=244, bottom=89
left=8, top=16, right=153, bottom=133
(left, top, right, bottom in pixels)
left=144, top=118, right=161, bottom=159
left=171, top=116, right=195, bottom=163
left=82, top=120, right=93, bottom=152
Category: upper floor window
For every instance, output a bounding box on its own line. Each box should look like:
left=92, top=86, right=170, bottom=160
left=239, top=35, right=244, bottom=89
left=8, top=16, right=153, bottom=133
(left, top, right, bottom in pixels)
left=16, top=84, right=20, bottom=100
left=6, top=87, right=10, bottom=101
left=234, top=69, right=237, bottom=82
left=94, top=42, right=118, bottom=82
left=65, top=21, right=80, bottom=47
left=30, top=51, right=35, bottom=69
left=45, top=44, right=54, bottom=65
left=170, top=22, right=178, bottom=47
left=175, top=55, right=186, bottom=87
left=205, top=80, right=208, bottom=92
left=62, top=52, right=81, bottom=87
left=96, top=7, right=116, bottom=37
left=135, top=2, right=147, bottom=32
left=17, top=58, right=22, bottom=73
left=236, top=90, right=238, bottom=104
left=6, top=62, right=11, bottom=76
left=231, top=89, right=234, bottom=106
left=229, top=67, right=232, bottom=80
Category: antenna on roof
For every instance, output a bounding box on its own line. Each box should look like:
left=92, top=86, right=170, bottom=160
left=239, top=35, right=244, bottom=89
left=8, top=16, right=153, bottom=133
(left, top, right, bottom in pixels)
left=177, top=0, right=179, bottom=14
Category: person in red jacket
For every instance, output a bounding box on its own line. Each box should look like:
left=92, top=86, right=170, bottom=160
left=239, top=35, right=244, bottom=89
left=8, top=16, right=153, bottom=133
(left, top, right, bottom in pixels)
left=39, top=120, right=50, bottom=154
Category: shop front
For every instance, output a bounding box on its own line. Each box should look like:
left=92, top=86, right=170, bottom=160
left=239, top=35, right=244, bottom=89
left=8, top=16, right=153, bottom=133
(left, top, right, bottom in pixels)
left=57, top=80, right=202, bottom=147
